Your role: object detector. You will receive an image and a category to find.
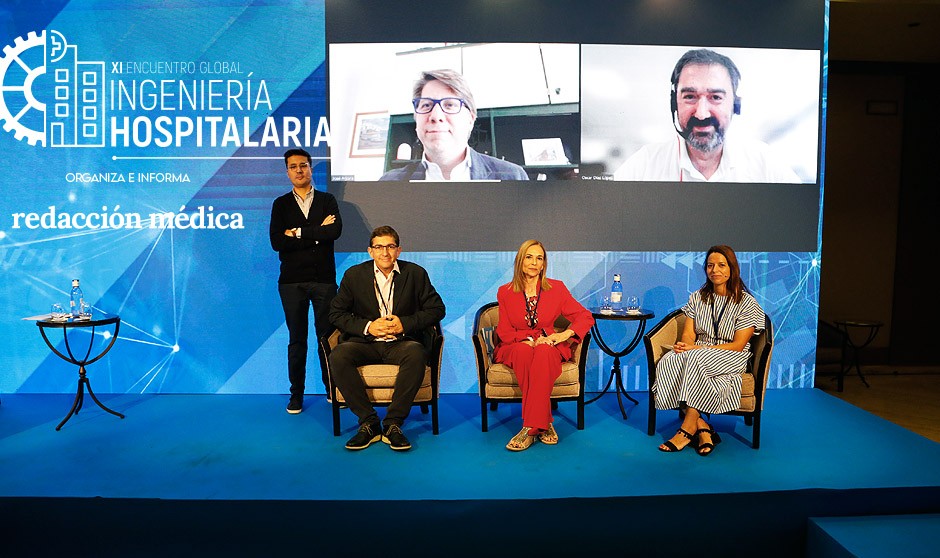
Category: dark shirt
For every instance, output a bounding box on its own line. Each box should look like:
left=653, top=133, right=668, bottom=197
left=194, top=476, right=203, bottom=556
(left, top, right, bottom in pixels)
left=269, top=189, right=342, bottom=284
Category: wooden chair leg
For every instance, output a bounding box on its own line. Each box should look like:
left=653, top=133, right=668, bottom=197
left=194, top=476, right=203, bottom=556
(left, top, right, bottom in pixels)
left=481, top=398, right=489, bottom=432
left=551, top=400, right=559, bottom=410
left=577, top=398, right=584, bottom=430
left=490, top=402, right=498, bottom=411
left=420, top=403, right=429, bottom=414
left=431, top=399, right=439, bottom=435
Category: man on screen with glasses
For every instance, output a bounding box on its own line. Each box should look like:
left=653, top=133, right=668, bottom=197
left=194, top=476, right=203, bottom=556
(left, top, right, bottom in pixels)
left=327, top=225, right=446, bottom=451
left=270, top=148, right=342, bottom=415
left=379, top=69, right=529, bottom=181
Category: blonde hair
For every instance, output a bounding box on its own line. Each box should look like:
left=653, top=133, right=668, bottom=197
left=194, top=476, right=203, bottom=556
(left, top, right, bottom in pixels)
left=511, top=239, right=552, bottom=293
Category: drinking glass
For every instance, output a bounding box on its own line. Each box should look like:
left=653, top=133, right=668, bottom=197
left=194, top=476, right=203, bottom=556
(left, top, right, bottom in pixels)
left=80, top=299, right=93, bottom=319
left=50, top=303, right=66, bottom=320
left=601, top=296, right=611, bottom=310
left=626, top=295, right=640, bottom=312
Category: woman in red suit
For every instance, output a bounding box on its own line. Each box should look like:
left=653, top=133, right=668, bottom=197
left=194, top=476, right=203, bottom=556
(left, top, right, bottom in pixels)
left=495, top=240, right=594, bottom=451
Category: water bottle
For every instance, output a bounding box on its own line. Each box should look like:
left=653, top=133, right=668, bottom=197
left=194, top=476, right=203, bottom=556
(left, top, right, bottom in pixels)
left=610, top=274, right=623, bottom=312
left=69, top=279, right=84, bottom=318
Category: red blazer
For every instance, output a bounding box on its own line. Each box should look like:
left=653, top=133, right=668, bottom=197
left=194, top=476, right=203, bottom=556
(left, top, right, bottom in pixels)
left=494, top=278, right=594, bottom=362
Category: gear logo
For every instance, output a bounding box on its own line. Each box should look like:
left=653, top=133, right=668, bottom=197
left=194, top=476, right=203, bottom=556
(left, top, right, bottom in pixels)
left=0, top=30, right=105, bottom=147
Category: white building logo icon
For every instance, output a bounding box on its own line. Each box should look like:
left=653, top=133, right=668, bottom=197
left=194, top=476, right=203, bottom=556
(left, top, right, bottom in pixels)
left=0, top=30, right=105, bottom=147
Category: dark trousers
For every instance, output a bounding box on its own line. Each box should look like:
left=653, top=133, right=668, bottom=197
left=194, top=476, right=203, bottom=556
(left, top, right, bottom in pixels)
left=278, top=281, right=337, bottom=395
left=329, top=339, right=427, bottom=427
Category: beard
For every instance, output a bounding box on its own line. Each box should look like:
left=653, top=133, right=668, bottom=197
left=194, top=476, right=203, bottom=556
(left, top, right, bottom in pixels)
left=681, top=116, right=725, bottom=153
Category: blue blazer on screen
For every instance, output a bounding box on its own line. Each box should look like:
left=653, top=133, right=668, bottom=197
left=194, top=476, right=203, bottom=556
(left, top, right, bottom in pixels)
left=379, top=147, right=529, bottom=181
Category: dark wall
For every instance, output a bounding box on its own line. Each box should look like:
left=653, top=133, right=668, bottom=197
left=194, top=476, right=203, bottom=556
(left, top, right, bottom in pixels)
left=892, top=65, right=939, bottom=363
left=823, top=61, right=936, bottom=364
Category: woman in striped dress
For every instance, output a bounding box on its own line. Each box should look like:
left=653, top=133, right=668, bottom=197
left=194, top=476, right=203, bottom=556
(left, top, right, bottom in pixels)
left=652, top=245, right=765, bottom=455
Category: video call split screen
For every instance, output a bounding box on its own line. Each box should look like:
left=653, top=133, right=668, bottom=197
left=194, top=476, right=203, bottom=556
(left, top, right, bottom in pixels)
left=323, top=0, right=825, bottom=252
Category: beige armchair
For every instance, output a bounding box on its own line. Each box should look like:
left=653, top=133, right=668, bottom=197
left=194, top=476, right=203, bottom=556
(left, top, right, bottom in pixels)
left=319, top=325, right=444, bottom=436
left=643, top=308, right=774, bottom=448
left=472, top=302, right=591, bottom=432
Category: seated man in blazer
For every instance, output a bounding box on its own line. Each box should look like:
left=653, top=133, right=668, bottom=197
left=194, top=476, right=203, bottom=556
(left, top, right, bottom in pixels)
left=379, top=69, right=529, bottom=182
left=328, top=225, right=446, bottom=451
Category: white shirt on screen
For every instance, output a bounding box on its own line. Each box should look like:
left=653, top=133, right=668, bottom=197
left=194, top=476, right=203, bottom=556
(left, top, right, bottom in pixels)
left=613, top=135, right=802, bottom=183
left=422, top=150, right=472, bottom=182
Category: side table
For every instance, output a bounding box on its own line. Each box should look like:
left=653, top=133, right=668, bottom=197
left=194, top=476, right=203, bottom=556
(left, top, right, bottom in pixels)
left=835, top=319, right=883, bottom=392
left=36, top=313, right=124, bottom=430
left=587, top=308, right=655, bottom=418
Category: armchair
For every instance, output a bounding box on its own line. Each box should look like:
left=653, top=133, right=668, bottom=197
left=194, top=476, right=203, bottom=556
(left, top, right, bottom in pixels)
left=319, top=324, right=444, bottom=436
left=472, top=302, right=591, bottom=432
left=643, top=309, right=774, bottom=448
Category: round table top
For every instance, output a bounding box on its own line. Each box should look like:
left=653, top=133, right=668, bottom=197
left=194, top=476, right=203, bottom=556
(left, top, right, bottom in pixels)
left=589, top=307, right=654, bottom=321
left=36, top=312, right=120, bottom=328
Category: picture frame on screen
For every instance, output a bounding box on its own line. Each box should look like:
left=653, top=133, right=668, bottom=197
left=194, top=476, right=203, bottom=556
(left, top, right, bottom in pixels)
left=329, top=42, right=580, bottom=183
left=349, top=111, right=390, bottom=158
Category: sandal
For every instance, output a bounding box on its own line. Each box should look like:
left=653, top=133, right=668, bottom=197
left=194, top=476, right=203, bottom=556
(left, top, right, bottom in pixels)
left=695, top=428, right=722, bottom=456
left=538, top=424, right=559, bottom=445
left=658, top=428, right=695, bottom=452
left=506, top=427, right=538, bottom=451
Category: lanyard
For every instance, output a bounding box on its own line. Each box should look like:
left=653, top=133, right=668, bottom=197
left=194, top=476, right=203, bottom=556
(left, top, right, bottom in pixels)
left=374, top=274, right=395, bottom=317
left=712, top=295, right=728, bottom=341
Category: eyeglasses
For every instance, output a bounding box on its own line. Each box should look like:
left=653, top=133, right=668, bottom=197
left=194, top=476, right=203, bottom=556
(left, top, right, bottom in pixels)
left=287, top=163, right=310, bottom=172
left=369, top=243, right=399, bottom=252
left=412, top=97, right=467, bottom=115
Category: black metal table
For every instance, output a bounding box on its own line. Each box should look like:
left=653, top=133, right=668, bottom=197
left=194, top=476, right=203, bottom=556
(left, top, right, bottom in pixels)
left=36, top=313, right=123, bottom=430
left=835, top=319, right=883, bottom=392
left=586, top=308, right=654, bottom=418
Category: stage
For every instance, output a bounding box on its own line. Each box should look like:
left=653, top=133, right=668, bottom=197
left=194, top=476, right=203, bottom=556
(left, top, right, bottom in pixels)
left=2, top=389, right=939, bottom=556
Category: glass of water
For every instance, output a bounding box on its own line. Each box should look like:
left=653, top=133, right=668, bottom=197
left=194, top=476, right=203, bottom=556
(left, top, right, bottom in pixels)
left=626, top=295, right=640, bottom=312
left=601, top=296, right=611, bottom=310
left=80, top=299, right=93, bottom=319
left=50, top=303, right=66, bottom=320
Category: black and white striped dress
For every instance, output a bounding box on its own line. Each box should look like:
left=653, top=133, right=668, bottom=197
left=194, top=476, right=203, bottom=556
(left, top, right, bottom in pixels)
left=652, top=291, right=765, bottom=414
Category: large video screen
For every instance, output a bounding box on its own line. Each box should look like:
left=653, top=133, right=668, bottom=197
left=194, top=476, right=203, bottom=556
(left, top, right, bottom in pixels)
left=1, top=0, right=826, bottom=397
left=325, top=0, right=825, bottom=253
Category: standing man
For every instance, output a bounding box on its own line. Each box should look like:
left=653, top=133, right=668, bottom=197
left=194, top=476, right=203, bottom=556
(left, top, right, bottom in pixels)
left=328, top=226, right=445, bottom=451
left=613, top=49, right=800, bottom=183
left=379, top=69, right=529, bottom=181
left=270, top=148, right=342, bottom=414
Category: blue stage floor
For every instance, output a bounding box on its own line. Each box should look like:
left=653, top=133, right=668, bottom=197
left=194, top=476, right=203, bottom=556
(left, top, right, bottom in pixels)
left=2, top=389, right=939, bottom=556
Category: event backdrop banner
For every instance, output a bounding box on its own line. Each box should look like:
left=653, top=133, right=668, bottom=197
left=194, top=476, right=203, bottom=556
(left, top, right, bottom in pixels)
left=1, top=0, right=331, bottom=394
left=2, top=0, right=823, bottom=396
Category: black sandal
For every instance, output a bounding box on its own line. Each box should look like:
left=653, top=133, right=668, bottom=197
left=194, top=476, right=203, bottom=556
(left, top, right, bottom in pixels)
left=695, top=428, right=722, bottom=456
left=659, top=428, right=695, bottom=452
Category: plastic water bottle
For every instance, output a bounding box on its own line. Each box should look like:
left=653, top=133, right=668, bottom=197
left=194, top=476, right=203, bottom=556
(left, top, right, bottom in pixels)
left=69, top=279, right=84, bottom=318
left=610, top=274, right=623, bottom=312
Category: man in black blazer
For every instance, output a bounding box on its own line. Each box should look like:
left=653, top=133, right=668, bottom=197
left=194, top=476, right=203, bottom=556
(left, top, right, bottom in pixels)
left=270, top=148, right=342, bottom=414
left=329, top=225, right=446, bottom=451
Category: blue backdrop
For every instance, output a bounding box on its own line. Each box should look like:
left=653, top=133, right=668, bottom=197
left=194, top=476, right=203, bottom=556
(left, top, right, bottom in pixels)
left=1, top=0, right=826, bottom=395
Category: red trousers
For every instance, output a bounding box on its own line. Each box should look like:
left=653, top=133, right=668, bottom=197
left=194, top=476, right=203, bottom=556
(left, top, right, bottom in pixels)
left=496, top=342, right=564, bottom=431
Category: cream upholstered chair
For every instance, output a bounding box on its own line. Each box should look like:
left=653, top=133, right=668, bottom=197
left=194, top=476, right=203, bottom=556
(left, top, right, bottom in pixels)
left=319, top=325, right=444, bottom=436
left=472, top=302, right=591, bottom=432
left=643, top=309, right=774, bottom=449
